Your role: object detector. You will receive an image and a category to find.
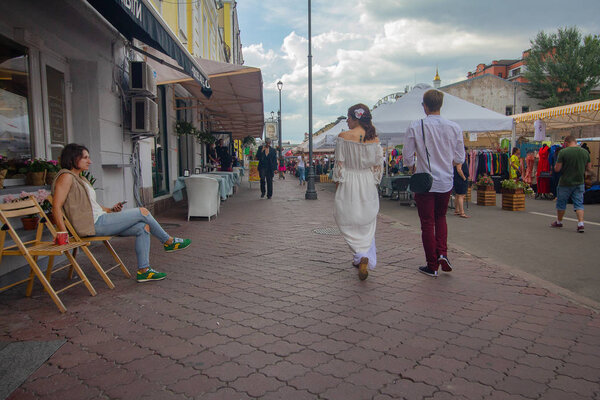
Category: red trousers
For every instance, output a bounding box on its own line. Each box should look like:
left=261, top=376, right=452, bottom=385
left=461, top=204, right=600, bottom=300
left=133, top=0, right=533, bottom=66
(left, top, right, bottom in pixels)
left=414, top=191, right=451, bottom=270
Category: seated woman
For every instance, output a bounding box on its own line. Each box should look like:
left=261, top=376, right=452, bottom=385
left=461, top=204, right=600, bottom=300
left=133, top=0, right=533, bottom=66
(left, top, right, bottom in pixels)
left=52, top=143, right=191, bottom=283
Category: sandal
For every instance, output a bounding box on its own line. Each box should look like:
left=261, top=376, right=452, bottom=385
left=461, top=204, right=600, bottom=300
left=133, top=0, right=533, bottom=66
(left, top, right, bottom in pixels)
left=459, top=213, right=470, bottom=218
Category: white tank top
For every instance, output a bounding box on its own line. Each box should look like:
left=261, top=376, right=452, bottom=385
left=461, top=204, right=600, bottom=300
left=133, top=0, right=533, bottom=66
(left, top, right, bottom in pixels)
left=84, top=183, right=107, bottom=223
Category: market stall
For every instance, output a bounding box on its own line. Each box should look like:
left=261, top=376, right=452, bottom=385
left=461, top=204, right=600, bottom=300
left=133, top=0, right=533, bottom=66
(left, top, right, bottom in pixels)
left=372, top=83, right=514, bottom=145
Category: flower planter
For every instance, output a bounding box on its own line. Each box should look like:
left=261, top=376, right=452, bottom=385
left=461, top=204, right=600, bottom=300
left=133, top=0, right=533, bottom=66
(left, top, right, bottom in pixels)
left=21, top=216, right=40, bottom=230
left=45, top=172, right=57, bottom=185
left=466, top=186, right=472, bottom=203
left=27, top=171, right=46, bottom=186
left=477, top=185, right=494, bottom=192
left=477, top=188, right=496, bottom=206
left=502, top=192, right=525, bottom=211
left=0, top=169, right=6, bottom=189
left=502, top=188, right=524, bottom=194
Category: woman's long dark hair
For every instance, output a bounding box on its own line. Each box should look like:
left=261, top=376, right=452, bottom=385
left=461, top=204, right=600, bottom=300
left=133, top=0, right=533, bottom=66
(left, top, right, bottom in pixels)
left=348, top=103, right=376, bottom=141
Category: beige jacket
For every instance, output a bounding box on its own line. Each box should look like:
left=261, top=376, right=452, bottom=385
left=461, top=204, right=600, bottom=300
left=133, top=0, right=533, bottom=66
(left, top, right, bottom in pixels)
left=52, top=169, right=96, bottom=236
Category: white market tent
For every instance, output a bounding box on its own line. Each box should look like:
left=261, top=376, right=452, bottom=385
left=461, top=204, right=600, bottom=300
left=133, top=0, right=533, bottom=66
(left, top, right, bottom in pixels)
left=372, top=83, right=514, bottom=145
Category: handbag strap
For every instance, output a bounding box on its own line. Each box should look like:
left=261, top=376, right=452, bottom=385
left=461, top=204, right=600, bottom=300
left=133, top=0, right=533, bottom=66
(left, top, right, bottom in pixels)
left=421, top=119, right=432, bottom=173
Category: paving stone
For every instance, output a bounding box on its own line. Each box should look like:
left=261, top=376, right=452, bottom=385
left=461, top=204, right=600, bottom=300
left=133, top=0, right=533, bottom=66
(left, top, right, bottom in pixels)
left=381, top=379, right=437, bottom=399
left=203, top=362, right=254, bottom=382
left=495, top=376, right=548, bottom=398
left=260, top=340, right=303, bottom=357
left=200, top=387, right=251, bottom=400
left=285, top=348, right=332, bottom=368
left=261, top=360, right=310, bottom=380
left=321, top=382, right=379, bottom=400
left=103, top=379, right=163, bottom=399
left=260, top=385, right=314, bottom=400
left=441, top=377, right=494, bottom=399
left=230, top=373, right=284, bottom=397
left=314, top=358, right=363, bottom=378
left=547, top=375, right=600, bottom=398
left=456, top=365, right=506, bottom=387
left=168, top=374, right=222, bottom=397
left=289, top=371, right=342, bottom=394
left=541, top=388, right=592, bottom=400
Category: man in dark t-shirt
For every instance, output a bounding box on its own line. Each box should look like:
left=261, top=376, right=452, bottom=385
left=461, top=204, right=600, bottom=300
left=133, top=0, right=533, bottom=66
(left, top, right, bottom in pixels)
left=551, top=135, right=591, bottom=232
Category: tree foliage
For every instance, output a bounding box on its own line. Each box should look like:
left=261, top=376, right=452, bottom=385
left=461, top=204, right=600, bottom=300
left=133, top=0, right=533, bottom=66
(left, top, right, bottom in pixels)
left=524, top=27, right=600, bottom=108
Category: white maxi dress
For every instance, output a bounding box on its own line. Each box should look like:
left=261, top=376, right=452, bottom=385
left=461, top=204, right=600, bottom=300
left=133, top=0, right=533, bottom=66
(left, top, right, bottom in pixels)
left=332, top=137, right=384, bottom=269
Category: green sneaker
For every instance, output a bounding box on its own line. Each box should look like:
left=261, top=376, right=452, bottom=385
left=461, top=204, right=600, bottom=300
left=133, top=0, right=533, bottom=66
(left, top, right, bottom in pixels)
left=164, top=238, right=191, bottom=253
left=136, top=268, right=167, bottom=283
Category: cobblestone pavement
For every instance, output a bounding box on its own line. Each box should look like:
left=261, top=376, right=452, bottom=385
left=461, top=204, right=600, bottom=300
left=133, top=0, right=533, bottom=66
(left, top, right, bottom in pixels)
left=1, top=176, right=600, bottom=400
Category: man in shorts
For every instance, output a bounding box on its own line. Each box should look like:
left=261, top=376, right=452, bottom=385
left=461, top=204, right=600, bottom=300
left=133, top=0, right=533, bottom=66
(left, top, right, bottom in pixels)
left=551, top=135, right=592, bottom=232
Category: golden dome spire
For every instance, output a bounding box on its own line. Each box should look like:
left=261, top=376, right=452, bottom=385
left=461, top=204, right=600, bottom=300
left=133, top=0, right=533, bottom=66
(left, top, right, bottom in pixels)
left=434, top=66, right=441, bottom=81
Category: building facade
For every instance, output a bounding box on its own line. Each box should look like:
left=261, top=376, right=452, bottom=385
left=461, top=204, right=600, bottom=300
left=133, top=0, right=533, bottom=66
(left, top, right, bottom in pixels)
left=0, top=0, right=260, bottom=285
left=440, top=74, right=542, bottom=116
left=467, top=50, right=530, bottom=83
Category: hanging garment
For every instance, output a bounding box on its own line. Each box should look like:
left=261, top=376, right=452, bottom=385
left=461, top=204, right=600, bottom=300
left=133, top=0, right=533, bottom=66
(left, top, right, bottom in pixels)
left=534, top=120, right=546, bottom=141
left=537, top=146, right=551, bottom=194
left=524, top=153, right=535, bottom=184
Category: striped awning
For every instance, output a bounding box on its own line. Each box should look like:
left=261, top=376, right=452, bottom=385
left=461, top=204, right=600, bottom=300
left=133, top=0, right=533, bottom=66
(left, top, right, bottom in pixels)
left=512, top=99, right=600, bottom=133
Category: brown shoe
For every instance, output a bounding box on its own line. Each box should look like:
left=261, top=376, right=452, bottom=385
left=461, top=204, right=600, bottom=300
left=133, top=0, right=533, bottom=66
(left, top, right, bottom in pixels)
left=358, top=257, right=368, bottom=281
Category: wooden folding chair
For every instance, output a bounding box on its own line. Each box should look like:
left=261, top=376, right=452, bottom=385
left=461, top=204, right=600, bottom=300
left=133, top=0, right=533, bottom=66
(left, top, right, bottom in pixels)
left=47, top=196, right=131, bottom=288
left=0, top=196, right=97, bottom=313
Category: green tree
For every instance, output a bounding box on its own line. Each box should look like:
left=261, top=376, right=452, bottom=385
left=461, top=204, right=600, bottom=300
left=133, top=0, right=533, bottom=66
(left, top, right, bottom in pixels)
left=524, top=27, right=600, bottom=108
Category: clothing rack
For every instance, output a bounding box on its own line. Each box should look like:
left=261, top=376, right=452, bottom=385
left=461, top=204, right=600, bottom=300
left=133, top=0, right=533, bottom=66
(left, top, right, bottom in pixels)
left=468, top=149, right=509, bottom=181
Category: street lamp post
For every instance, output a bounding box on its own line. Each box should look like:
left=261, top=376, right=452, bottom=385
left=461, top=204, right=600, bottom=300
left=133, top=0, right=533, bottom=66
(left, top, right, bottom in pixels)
left=305, top=0, right=317, bottom=200
left=277, top=81, right=283, bottom=178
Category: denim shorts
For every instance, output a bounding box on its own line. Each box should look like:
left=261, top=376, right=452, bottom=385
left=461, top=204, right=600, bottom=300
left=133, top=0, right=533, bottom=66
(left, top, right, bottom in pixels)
left=556, top=184, right=585, bottom=211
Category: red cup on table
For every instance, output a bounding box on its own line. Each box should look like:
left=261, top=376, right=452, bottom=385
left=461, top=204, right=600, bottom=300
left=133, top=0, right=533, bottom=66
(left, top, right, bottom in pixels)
left=55, top=232, right=69, bottom=245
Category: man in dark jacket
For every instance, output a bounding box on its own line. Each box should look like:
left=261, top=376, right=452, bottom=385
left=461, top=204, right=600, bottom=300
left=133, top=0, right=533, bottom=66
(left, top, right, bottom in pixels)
left=256, top=138, right=278, bottom=198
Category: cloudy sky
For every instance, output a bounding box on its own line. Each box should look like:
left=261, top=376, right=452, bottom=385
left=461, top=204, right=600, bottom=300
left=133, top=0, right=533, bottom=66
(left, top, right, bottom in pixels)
left=237, top=0, right=600, bottom=144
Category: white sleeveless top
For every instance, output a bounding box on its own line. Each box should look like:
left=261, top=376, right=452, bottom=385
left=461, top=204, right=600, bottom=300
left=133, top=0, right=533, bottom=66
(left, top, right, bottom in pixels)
left=84, top=183, right=106, bottom=223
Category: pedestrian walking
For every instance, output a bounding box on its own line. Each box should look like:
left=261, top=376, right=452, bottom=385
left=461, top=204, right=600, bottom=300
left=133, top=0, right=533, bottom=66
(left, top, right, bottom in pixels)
left=551, top=135, right=592, bottom=232
left=216, top=139, right=232, bottom=172
left=256, top=138, right=278, bottom=199
left=333, top=103, right=383, bottom=281
left=52, top=144, right=191, bottom=283
left=297, top=155, right=306, bottom=185
left=453, top=148, right=470, bottom=218
left=402, top=89, right=465, bottom=277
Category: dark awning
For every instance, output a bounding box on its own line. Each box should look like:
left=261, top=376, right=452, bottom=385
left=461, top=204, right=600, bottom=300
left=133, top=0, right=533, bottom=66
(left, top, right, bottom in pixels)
left=86, top=0, right=212, bottom=97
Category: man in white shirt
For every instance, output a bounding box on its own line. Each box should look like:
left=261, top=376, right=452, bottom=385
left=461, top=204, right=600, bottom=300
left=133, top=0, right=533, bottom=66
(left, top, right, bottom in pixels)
left=403, top=89, right=465, bottom=277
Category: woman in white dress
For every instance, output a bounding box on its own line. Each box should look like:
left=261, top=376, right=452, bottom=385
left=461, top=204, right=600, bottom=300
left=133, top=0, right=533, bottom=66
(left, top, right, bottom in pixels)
left=333, top=104, right=383, bottom=280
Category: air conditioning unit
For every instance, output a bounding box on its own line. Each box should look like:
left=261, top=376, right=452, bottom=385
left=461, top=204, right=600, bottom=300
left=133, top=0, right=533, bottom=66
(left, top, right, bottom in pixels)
left=131, top=97, right=158, bottom=134
left=129, top=61, right=157, bottom=97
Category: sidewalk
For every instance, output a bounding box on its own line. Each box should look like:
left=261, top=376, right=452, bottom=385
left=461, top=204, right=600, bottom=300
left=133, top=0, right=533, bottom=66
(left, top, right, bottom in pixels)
left=1, top=175, right=599, bottom=400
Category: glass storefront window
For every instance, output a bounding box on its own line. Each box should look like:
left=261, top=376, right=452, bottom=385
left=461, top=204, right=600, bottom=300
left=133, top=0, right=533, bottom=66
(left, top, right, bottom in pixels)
left=152, top=85, right=169, bottom=197
left=46, top=66, right=67, bottom=161
left=0, top=35, right=32, bottom=164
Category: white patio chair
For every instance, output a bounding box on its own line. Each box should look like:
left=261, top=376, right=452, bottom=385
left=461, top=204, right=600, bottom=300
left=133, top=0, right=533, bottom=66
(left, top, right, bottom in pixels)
left=184, top=176, right=219, bottom=221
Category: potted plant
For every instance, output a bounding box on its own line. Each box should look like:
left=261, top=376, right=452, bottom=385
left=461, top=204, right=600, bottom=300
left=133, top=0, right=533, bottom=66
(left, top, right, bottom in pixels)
left=81, top=171, right=96, bottom=187
left=501, top=180, right=527, bottom=211
left=476, top=175, right=496, bottom=206
left=45, top=160, right=60, bottom=185
left=242, top=135, right=256, bottom=148
left=195, top=129, right=215, bottom=145
left=2, top=190, right=51, bottom=230
left=476, top=175, right=494, bottom=191
left=175, top=121, right=196, bottom=137
left=26, top=159, right=48, bottom=186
